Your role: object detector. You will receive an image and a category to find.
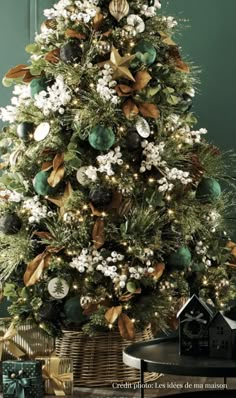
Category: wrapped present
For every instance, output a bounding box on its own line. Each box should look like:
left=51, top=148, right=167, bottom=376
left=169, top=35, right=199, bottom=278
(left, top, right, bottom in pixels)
left=2, top=360, right=43, bottom=398
left=0, top=319, right=55, bottom=360
left=36, top=356, right=73, bottom=396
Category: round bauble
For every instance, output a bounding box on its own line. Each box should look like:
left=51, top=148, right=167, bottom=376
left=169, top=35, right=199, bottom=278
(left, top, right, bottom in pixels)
left=132, top=40, right=157, bottom=66
left=80, top=295, right=92, bottom=309
left=30, top=77, right=47, bottom=98
left=48, top=277, right=69, bottom=299
left=60, top=42, right=82, bottom=64
left=17, top=122, right=34, bottom=142
left=167, top=247, right=192, bottom=270
left=33, top=170, right=59, bottom=196
left=89, top=186, right=113, bottom=208
left=126, top=132, right=141, bottom=150
left=38, top=302, right=60, bottom=322
left=97, top=41, right=111, bottom=55
left=126, top=281, right=137, bottom=293
left=196, top=177, right=221, bottom=203
left=76, top=166, right=92, bottom=186
left=177, top=94, right=193, bottom=113
left=0, top=213, right=22, bottom=235
left=63, top=296, right=86, bottom=324
left=34, top=122, right=50, bottom=142
left=121, top=25, right=137, bottom=38
left=89, top=125, right=115, bottom=151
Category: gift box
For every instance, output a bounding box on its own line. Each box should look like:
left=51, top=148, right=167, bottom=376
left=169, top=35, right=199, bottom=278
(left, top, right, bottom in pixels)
left=36, top=356, right=73, bottom=396
left=2, top=360, right=43, bottom=398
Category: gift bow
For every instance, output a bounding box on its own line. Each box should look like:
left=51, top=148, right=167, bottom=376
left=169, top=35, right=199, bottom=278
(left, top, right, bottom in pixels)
left=0, top=322, right=26, bottom=360
left=42, top=357, right=73, bottom=396
left=3, top=372, right=32, bottom=398
left=181, top=312, right=207, bottom=325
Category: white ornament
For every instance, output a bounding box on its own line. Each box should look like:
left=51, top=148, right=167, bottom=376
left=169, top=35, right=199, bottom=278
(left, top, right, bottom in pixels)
left=48, top=277, right=69, bottom=299
left=34, top=122, right=50, bottom=141
left=127, top=14, right=145, bottom=33
left=76, top=166, right=96, bottom=185
left=135, top=117, right=151, bottom=138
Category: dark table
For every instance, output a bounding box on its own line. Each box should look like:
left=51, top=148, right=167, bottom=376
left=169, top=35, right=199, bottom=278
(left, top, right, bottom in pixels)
left=123, top=336, right=236, bottom=398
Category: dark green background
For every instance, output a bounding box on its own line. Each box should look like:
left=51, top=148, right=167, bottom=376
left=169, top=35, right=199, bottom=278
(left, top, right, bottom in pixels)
left=0, top=0, right=235, bottom=150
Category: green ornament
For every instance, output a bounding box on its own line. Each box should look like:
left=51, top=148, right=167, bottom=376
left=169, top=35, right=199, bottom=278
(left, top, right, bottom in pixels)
left=33, top=170, right=58, bottom=196
left=126, top=281, right=137, bottom=293
left=89, top=125, right=115, bottom=151
left=132, top=41, right=157, bottom=66
left=196, top=177, right=221, bottom=203
left=30, top=77, right=47, bottom=98
left=167, top=247, right=192, bottom=270
left=63, top=296, right=86, bottom=324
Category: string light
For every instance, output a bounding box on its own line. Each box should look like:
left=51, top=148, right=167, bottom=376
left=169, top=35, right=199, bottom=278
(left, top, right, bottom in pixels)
left=131, top=318, right=136, bottom=323
left=108, top=324, right=113, bottom=329
left=168, top=209, right=174, bottom=216
left=83, top=205, right=88, bottom=210
left=89, top=83, right=95, bottom=89
left=166, top=195, right=172, bottom=201
left=148, top=178, right=155, bottom=184
left=73, top=284, right=78, bottom=290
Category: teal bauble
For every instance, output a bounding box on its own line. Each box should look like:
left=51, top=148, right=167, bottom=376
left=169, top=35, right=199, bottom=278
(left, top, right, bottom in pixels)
left=30, top=77, right=47, bottom=98
left=17, top=122, right=34, bottom=141
left=33, top=170, right=58, bottom=196
left=196, top=177, right=221, bottom=203
left=63, top=296, right=86, bottom=324
left=89, top=125, right=115, bottom=151
left=132, top=41, right=157, bottom=66
left=167, top=247, right=192, bottom=270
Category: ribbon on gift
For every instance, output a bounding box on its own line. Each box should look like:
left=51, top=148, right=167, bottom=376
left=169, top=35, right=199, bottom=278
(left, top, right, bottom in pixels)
left=41, top=357, right=73, bottom=396
left=3, top=371, right=32, bottom=398
left=0, top=322, right=26, bottom=360
left=181, top=312, right=207, bottom=325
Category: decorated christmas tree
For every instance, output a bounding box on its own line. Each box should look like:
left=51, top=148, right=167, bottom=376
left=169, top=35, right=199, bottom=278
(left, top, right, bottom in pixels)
left=0, top=0, right=236, bottom=339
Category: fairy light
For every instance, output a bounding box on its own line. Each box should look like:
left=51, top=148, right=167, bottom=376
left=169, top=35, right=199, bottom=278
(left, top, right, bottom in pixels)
left=76, top=210, right=81, bottom=215
left=79, top=217, right=84, bottom=222
left=148, top=178, right=155, bottom=184
left=101, top=212, right=107, bottom=217
left=131, top=318, right=136, bottom=323
left=111, top=177, right=117, bottom=183
left=168, top=209, right=174, bottom=216
left=73, top=284, right=78, bottom=290
left=29, top=134, right=34, bottom=139
left=83, top=205, right=88, bottom=210
left=166, top=195, right=171, bottom=201
left=108, top=323, right=113, bottom=329
left=133, top=173, right=138, bottom=179
left=80, top=44, right=84, bottom=49
left=89, top=83, right=95, bottom=89
left=178, top=144, right=183, bottom=149
left=73, top=99, right=78, bottom=105
left=129, top=41, right=135, bottom=47
left=14, top=315, right=19, bottom=320
left=57, top=257, right=62, bottom=263
left=155, top=312, right=158, bottom=317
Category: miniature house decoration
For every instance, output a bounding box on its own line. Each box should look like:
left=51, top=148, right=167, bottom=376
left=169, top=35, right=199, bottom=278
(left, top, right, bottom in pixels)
left=209, top=311, right=236, bottom=359
left=177, top=294, right=214, bottom=356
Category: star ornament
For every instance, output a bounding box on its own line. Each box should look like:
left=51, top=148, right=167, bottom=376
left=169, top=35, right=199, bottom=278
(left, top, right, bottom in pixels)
left=108, top=46, right=136, bottom=82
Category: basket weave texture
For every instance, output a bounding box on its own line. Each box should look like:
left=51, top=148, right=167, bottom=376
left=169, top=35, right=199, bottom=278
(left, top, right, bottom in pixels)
left=55, top=325, right=159, bottom=387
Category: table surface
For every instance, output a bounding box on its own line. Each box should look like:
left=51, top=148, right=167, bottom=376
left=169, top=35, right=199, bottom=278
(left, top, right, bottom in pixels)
left=123, top=336, right=236, bottom=377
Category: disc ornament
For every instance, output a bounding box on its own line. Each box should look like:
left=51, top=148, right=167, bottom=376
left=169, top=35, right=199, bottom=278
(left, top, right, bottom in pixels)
left=48, top=277, right=69, bottom=299
left=34, top=122, right=50, bottom=142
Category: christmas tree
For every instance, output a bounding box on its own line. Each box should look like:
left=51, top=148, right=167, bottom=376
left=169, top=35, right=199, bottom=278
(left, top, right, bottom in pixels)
left=0, top=0, right=236, bottom=338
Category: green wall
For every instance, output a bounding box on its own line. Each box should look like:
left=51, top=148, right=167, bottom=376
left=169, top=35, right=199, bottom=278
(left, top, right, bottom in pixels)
left=0, top=0, right=236, bottom=150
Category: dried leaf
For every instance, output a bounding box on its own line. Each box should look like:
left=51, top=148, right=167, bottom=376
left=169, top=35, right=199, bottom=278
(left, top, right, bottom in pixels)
left=83, top=304, right=98, bottom=316
left=108, top=191, right=123, bottom=210
left=46, top=246, right=64, bottom=254
left=118, top=313, right=135, bottom=340
left=89, top=202, right=103, bottom=217
left=22, top=70, right=37, bottom=83
left=123, top=99, right=139, bottom=119
left=23, top=253, right=51, bottom=287
left=45, top=48, right=60, bottom=64
left=119, top=293, right=134, bottom=302
left=159, top=31, right=176, bottom=46
left=231, top=247, right=236, bottom=257
left=169, top=46, right=190, bottom=73
left=133, top=70, right=152, bottom=91
left=33, top=231, right=54, bottom=240
left=151, top=263, right=165, bottom=280
left=138, top=102, right=160, bottom=119
left=65, top=29, right=86, bottom=40
left=105, top=306, right=122, bottom=324
left=5, top=64, right=29, bottom=79
left=48, top=166, right=65, bottom=187
left=41, top=161, right=53, bottom=171
left=92, top=218, right=105, bottom=249
left=226, top=241, right=236, bottom=250
left=115, top=84, right=134, bottom=97
left=93, top=13, right=104, bottom=30
left=47, top=182, right=73, bottom=216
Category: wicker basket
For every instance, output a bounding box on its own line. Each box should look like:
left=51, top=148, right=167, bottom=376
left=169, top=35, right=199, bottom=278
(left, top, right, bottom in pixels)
left=55, top=325, right=159, bottom=387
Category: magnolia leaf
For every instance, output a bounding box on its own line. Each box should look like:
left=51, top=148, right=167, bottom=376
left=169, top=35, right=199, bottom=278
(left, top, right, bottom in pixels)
left=118, top=313, right=135, bottom=340
left=231, top=247, right=236, bottom=257
left=226, top=241, right=236, bottom=249
left=45, top=48, right=60, bottom=64
left=145, top=86, right=160, bottom=98
left=46, top=246, right=64, bottom=254
left=65, top=29, right=86, bottom=40
left=138, top=102, right=160, bottom=119
left=48, top=166, right=65, bottom=187
left=119, top=293, right=134, bottom=302
left=22, top=70, right=37, bottom=83
left=33, top=231, right=54, bottom=241
left=92, top=218, right=105, bottom=249
left=159, top=31, right=176, bottom=46
left=105, top=306, right=122, bottom=324
left=151, top=263, right=165, bottom=280
left=5, top=64, right=29, bottom=79
left=53, top=153, right=64, bottom=171
left=175, top=59, right=190, bottom=73
left=93, top=13, right=104, bottom=30
left=83, top=303, right=98, bottom=316
left=23, top=253, right=51, bottom=287
left=108, top=191, right=123, bottom=210
left=115, top=84, right=133, bottom=97
left=47, top=182, right=73, bottom=213
left=89, top=202, right=103, bottom=217
left=123, top=99, right=139, bottom=119
left=133, top=70, right=152, bottom=91
left=41, top=161, right=53, bottom=171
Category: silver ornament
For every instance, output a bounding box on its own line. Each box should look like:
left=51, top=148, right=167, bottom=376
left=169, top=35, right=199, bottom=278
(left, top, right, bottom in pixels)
left=121, top=25, right=137, bottom=38
left=76, top=167, right=91, bottom=186
left=34, top=122, right=50, bottom=141
left=127, top=14, right=145, bottom=33
left=135, top=116, right=151, bottom=138
left=97, top=41, right=112, bottom=55
left=80, top=295, right=92, bottom=308
left=48, top=277, right=69, bottom=299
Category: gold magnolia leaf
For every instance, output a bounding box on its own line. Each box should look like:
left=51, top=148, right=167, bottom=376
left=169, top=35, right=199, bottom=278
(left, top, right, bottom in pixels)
left=48, top=166, right=65, bottom=188
left=226, top=241, right=236, bottom=249
left=89, top=202, right=104, bottom=217
left=159, top=31, right=176, bottom=46
left=92, top=218, right=105, bottom=249
left=231, top=247, right=236, bottom=257
left=53, top=152, right=64, bottom=171
left=118, top=313, right=135, bottom=340
left=123, top=99, right=139, bottom=119
left=169, top=46, right=190, bottom=73
left=105, top=306, right=122, bottom=324
left=138, top=102, right=160, bottom=119
left=115, top=84, right=134, bottom=97
left=132, top=70, right=152, bottom=91
left=175, top=59, right=190, bottom=73
left=47, top=182, right=73, bottom=217
left=45, top=49, right=60, bottom=64
left=33, top=231, right=54, bottom=240
left=41, top=161, right=53, bottom=171
left=151, top=263, right=165, bottom=280
left=65, top=29, right=86, bottom=40
left=93, top=12, right=104, bottom=30
left=5, top=64, right=29, bottom=79
left=23, top=253, right=51, bottom=287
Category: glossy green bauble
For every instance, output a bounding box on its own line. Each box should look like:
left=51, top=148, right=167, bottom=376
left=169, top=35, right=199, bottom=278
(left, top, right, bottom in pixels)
left=89, top=125, right=115, bottom=151
left=132, top=40, right=157, bottom=66
left=63, top=296, right=86, bottom=324
left=167, top=247, right=192, bottom=270
left=30, top=77, right=47, bottom=98
left=17, top=122, right=34, bottom=141
left=196, top=177, right=221, bottom=203
left=33, top=170, right=58, bottom=196
left=126, top=281, right=137, bottom=293
left=0, top=212, right=22, bottom=235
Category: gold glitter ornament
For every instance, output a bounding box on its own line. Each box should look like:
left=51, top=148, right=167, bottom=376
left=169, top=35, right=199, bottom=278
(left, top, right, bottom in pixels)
left=109, top=0, right=129, bottom=22
left=121, top=25, right=137, bottom=38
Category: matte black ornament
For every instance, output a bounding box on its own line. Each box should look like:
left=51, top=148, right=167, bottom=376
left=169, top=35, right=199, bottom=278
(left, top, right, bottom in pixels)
left=17, top=122, right=34, bottom=142
left=60, top=42, right=82, bottom=63
left=0, top=213, right=22, bottom=235
left=89, top=187, right=113, bottom=208
left=38, top=302, right=60, bottom=322
left=126, top=132, right=141, bottom=150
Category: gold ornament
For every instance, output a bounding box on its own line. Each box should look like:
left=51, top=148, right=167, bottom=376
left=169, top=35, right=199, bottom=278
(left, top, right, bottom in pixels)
left=121, top=25, right=137, bottom=38
left=80, top=296, right=93, bottom=309
left=109, top=0, right=129, bottom=22
left=41, top=19, right=57, bottom=33
left=102, top=46, right=135, bottom=81
left=97, top=41, right=112, bottom=55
